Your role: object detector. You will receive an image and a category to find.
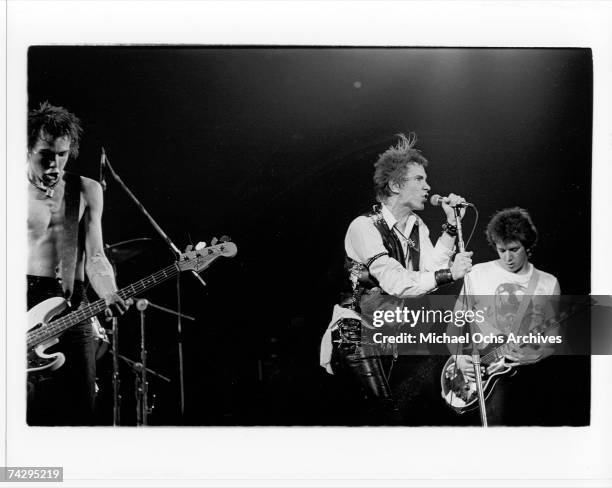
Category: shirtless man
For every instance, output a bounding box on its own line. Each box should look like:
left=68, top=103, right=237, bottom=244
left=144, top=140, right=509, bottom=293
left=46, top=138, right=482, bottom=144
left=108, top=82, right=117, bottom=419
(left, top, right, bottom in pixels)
left=27, top=102, right=128, bottom=425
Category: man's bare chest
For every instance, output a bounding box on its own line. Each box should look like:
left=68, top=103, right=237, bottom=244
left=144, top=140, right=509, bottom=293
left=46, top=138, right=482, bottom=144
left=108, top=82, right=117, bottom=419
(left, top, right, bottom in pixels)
left=28, top=188, right=85, bottom=242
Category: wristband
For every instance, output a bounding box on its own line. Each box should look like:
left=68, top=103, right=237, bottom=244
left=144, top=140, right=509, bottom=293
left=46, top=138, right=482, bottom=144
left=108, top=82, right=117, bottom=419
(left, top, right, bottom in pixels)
left=435, top=268, right=454, bottom=286
left=442, top=222, right=458, bottom=237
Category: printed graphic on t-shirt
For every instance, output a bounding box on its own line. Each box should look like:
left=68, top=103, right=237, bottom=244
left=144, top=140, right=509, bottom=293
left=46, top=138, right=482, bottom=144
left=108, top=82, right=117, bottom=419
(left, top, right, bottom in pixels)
left=493, top=280, right=552, bottom=334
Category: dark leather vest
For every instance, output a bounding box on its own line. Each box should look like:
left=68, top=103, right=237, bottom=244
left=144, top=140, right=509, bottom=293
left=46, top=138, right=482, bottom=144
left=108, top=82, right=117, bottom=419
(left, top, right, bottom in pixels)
left=343, top=205, right=407, bottom=312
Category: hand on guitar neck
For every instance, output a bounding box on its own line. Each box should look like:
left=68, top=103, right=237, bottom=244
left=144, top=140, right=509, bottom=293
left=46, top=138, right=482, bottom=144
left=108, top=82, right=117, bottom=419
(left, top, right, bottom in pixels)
left=503, top=343, right=555, bottom=365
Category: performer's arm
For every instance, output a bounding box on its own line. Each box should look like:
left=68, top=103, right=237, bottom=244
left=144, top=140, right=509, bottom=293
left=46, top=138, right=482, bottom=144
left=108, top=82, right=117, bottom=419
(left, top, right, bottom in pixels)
left=346, top=217, right=471, bottom=298
left=419, top=221, right=455, bottom=271
left=82, top=179, right=129, bottom=316
left=423, top=194, right=466, bottom=269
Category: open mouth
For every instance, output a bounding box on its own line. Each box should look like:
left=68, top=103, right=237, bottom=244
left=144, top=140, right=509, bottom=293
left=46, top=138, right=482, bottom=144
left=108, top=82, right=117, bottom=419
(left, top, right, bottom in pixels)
left=43, top=172, right=59, bottom=184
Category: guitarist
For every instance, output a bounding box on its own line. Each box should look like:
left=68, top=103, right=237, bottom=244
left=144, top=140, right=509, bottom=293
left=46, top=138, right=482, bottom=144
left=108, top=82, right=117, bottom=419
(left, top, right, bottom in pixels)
left=453, top=207, right=560, bottom=424
left=27, top=102, right=129, bottom=425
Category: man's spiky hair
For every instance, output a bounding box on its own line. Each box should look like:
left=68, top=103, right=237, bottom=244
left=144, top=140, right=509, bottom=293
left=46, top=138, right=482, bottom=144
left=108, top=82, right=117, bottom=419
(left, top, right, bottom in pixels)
left=373, top=132, right=428, bottom=202
left=28, top=101, right=83, bottom=158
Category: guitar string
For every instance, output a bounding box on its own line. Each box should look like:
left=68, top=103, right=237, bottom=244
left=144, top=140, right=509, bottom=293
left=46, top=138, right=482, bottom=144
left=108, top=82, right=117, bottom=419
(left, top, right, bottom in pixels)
left=478, top=299, right=590, bottom=366
left=480, top=313, right=562, bottom=364
left=27, top=265, right=176, bottom=342
left=27, top=263, right=180, bottom=346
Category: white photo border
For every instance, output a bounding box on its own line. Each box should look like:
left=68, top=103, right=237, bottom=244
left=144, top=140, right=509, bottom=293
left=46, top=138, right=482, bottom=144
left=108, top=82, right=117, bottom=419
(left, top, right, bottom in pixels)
left=3, top=1, right=612, bottom=487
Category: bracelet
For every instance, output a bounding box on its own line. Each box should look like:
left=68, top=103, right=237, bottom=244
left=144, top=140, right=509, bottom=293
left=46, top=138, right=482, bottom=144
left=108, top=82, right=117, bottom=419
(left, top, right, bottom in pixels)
left=442, top=222, right=458, bottom=237
left=435, top=268, right=454, bottom=287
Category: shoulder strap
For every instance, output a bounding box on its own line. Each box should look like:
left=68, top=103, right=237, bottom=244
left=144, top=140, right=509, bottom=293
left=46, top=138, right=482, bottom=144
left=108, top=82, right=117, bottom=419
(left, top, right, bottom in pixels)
left=60, top=172, right=81, bottom=301
left=514, top=267, right=541, bottom=335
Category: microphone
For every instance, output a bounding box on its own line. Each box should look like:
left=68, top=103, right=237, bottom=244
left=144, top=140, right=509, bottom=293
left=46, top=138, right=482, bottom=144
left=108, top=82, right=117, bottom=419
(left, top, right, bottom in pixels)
left=430, top=194, right=474, bottom=208
left=99, top=147, right=107, bottom=191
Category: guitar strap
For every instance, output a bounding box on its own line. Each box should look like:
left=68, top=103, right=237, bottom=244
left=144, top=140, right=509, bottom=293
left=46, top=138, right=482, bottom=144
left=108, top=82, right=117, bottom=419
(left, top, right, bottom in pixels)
left=512, top=266, right=541, bottom=335
left=59, top=172, right=81, bottom=303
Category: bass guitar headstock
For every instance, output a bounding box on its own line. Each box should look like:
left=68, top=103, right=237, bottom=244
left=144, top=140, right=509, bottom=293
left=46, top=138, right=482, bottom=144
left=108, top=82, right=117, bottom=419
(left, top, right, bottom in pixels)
left=178, top=241, right=237, bottom=274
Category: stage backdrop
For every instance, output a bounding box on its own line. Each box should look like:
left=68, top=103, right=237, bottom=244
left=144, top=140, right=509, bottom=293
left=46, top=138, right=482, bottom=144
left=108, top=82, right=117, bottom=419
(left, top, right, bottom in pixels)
left=28, top=47, right=592, bottom=425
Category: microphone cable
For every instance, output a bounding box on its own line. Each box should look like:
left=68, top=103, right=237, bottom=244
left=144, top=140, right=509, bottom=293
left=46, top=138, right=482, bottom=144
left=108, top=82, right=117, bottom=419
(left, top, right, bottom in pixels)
left=463, top=204, right=479, bottom=249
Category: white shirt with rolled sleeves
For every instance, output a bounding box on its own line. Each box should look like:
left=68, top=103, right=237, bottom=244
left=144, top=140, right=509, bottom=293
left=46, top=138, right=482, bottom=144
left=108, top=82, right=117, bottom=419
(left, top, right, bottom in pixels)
left=345, top=204, right=455, bottom=297
left=319, top=204, right=454, bottom=374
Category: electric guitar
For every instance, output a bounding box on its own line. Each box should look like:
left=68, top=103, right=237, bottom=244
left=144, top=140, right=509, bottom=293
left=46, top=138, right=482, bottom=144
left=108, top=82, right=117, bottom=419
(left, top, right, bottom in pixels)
left=27, top=242, right=237, bottom=375
left=440, top=341, right=518, bottom=414
left=440, top=302, right=587, bottom=414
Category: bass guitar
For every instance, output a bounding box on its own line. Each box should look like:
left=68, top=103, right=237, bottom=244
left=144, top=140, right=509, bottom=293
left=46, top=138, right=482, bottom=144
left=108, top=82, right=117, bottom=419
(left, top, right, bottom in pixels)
left=27, top=242, right=237, bottom=375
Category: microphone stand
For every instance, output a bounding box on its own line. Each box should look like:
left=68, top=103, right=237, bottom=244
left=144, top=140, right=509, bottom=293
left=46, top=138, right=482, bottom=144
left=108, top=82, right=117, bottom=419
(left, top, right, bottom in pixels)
left=134, top=298, right=196, bottom=321
left=101, top=147, right=205, bottom=420
left=454, top=206, right=488, bottom=427
left=111, top=317, right=120, bottom=426
left=133, top=299, right=191, bottom=425
left=138, top=300, right=149, bottom=426
left=118, top=353, right=172, bottom=383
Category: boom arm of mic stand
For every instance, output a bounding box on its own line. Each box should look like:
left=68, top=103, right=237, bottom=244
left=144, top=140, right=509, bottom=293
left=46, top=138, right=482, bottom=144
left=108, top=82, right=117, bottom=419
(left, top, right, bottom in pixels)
left=102, top=151, right=205, bottom=286
left=101, top=149, right=182, bottom=258
left=102, top=148, right=206, bottom=286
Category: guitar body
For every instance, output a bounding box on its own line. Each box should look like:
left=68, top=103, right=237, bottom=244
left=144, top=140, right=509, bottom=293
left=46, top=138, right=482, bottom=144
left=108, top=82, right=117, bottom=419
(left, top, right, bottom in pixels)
left=27, top=297, right=69, bottom=374
left=440, top=355, right=515, bottom=413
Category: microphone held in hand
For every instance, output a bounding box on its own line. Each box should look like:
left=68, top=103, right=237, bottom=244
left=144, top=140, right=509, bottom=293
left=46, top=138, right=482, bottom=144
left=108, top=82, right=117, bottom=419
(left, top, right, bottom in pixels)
left=430, top=194, right=474, bottom=208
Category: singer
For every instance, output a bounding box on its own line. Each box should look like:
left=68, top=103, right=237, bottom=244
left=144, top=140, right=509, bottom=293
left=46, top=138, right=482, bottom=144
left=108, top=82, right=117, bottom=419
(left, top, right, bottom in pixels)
left=26, top=102, right=130, bottom=425
left=320, top=132, right=472, bottom=424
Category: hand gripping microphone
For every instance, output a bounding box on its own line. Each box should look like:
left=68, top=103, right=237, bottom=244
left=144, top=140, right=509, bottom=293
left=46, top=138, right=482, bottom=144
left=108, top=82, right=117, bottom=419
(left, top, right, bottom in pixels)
left=430, top=194, right=474, bottom=208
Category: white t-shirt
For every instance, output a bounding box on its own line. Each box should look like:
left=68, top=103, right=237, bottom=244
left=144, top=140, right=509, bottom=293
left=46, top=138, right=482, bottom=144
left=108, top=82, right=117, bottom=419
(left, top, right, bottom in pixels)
left=464, top=260, right=559, bottom=296
left=458, top=260, right=560, bottom=336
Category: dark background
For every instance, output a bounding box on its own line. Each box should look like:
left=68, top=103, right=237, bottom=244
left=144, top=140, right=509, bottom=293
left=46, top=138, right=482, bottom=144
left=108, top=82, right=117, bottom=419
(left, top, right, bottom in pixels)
left=28, top=47, right=592, bottom=425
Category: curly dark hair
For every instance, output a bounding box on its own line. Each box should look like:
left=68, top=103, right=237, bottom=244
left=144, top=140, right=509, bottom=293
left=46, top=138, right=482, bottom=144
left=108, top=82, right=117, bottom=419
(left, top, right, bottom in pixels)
left=28, top=101, right=83, bottom=158
left=486, top=207, right=538, bottom=255
left=373, top=132, right=428, bottom=202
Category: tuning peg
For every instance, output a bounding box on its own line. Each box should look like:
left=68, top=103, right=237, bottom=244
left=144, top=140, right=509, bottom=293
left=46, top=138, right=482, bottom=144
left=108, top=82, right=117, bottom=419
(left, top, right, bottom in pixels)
left=195, top=241, right=207, bottom=250
left=184, top=244, right=193, bottom=252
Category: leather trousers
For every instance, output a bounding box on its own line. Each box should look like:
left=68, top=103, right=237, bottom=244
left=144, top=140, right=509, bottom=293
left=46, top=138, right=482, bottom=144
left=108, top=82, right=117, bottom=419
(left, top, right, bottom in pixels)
left=332, top=318, right=400, bottom=424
